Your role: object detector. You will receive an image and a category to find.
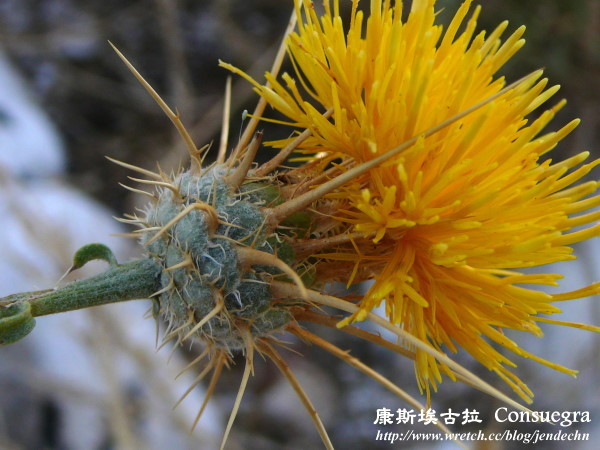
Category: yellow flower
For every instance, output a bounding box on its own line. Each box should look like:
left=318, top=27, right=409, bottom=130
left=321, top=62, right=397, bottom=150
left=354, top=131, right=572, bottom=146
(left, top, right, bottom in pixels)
left=224, top=0, right=600, bottom=401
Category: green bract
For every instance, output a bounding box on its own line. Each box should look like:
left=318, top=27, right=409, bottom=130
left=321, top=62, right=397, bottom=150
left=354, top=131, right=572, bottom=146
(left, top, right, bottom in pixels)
left=142, top=166, right=295, bottom=350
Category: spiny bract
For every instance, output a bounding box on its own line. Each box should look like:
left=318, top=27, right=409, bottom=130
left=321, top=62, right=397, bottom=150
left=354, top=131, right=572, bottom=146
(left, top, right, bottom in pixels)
left=140, top=166, right=304, bottom=350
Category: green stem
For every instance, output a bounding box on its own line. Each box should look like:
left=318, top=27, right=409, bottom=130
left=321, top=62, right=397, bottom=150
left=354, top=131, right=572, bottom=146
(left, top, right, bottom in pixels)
left=1, top=258, right=162, bottom=345
left=29, top=259, right=162, bottom=317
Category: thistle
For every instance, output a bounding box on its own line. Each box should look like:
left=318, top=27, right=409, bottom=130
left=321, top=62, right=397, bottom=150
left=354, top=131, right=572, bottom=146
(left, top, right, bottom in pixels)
left=1, top=1, right=599, bottom=448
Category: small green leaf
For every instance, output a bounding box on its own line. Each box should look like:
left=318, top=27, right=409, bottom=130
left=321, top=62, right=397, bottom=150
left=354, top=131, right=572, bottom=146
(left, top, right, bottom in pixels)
left=71, top=243, right=119, bottom=272
left=0, top=302, right=36, bottom=345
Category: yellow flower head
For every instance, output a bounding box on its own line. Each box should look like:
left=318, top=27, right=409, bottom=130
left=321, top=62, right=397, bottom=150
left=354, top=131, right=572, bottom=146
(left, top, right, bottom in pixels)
left=224, top=0, right=600, bottom=401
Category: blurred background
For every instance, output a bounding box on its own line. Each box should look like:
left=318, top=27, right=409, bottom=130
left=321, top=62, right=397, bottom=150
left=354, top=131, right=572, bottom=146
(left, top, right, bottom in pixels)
left=0, top=0, right=598, bottom=448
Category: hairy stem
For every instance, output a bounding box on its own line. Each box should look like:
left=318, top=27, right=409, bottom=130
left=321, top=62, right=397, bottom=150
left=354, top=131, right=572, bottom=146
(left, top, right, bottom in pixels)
left=2, top=259, right=162, bottom=317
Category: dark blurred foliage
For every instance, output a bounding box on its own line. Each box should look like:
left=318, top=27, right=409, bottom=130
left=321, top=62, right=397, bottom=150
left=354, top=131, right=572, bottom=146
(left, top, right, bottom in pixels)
left=0, top=1, right=598, bottom=448
left=0, top=0, right=597, bottom=213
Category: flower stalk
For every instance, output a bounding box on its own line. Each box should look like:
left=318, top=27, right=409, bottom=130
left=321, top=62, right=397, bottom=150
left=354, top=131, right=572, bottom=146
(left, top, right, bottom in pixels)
left=0, top=244, right=162, bottom=344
